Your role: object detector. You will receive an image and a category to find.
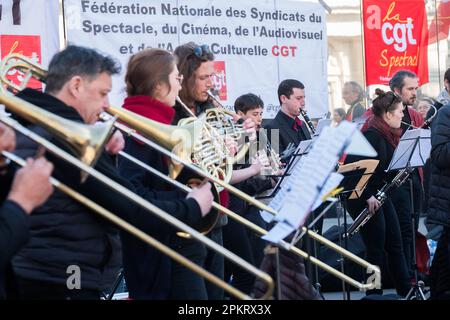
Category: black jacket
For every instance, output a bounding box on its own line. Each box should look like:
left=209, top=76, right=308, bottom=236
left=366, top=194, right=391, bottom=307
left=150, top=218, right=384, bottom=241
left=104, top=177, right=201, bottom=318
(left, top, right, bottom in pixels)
left=11, top=89, right=202, bottom=292
left=0, top=200, right=29, bottom=299
left=118, top=132, right=205, bottom=299
left=428, top=104, right=450, bottom=227
left=264, top=111, right=311, bottom=159
left=345, top=127, right=398, bottom=206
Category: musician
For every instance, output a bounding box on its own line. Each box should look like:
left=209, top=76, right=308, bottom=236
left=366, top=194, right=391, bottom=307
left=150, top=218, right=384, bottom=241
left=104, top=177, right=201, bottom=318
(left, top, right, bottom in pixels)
left=10, top=45, right=211, bottom=299
left=436, top=67, right=450, bottom=106
left=332, top=108, right=346, bottom=127
left=0, top=123, right=53, bottom=299
left=264, top=79, right=312, bottom=160
left=361, top=71, right=423, bottom=278
left=388, top=71, right=425, bottom=279
left=221, top=93, right=276, bottom=295
left=345, top=89, right=412, bottom=297
left=428, top=100, right=450, bottom=299
left=342, top=81, right=365, bottom=122
left=173, top=42, right=259, bottom=299
left=117, top=48, right=214, bottom=299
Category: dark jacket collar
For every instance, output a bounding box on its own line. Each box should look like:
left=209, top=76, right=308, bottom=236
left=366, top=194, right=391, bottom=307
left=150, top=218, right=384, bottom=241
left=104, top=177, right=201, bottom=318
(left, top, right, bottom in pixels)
left=277, top=109, right=297, bottom=127
left=15, top=88, right=84, bottom=123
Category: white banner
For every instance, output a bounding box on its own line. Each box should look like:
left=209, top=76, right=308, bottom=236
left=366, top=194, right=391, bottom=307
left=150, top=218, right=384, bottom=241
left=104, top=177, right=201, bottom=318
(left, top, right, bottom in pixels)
left=0, top=0, right=60, bottom=69
left=64, top=0, right=328, bottom=119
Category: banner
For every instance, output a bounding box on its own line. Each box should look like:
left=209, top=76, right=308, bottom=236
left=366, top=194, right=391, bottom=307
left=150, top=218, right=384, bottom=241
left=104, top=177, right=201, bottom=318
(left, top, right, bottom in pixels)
left=428, top=0, right=450, bottom=44
left=363, top=0, right=429, bottom=86
left=64, top=0, right=328, bottom=119
left=0, top=0, right=60, bottom=90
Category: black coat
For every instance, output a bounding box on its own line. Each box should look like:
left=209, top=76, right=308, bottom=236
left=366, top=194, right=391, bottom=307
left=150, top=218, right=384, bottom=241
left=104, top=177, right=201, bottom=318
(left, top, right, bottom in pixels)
left=264, top=111, right=311, bottom=158
left=345, top=127, right=398, bottom=207
left=428, top=104, right=450, bottom=227
left=0, top=200, right=29, bottom=299
left=118, top=133, right=204, bottom=299
left=11, top=89, right=202, bottom=292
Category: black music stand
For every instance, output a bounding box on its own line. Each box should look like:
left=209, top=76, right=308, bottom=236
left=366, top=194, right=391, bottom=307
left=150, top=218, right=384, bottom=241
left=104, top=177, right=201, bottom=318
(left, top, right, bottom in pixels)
left=387, top=129, right=431, bottom=300
left=257, top=139, right=313, bottom=200
left=335, top=159, right=378, bottom=300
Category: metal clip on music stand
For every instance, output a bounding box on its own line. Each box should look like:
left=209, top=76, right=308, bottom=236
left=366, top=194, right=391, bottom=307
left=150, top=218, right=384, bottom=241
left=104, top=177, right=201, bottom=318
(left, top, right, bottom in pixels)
left=335, top=159, right=378, bottom=300
left=387, top=129, right=431, bottom=300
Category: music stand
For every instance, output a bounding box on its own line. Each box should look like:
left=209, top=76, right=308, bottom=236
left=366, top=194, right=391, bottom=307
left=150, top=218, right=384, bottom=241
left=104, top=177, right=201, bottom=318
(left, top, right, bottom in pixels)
left=335, top=159, right=379, bottom=300
left=257, top=139, right=313, bottom=200
left=387, top=129, right=431, bottom=300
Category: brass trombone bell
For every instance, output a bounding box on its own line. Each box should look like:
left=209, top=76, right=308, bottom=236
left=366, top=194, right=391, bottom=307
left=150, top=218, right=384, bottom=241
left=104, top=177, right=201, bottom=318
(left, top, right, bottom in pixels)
left=0, top=88, right=115, bottom=182
left=0, top=115, right=274, bottom=300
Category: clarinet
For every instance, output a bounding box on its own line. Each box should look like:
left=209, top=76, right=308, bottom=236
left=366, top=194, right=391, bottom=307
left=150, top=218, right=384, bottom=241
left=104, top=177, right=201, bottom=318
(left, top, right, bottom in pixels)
left=345, top=166, right=414, bottom=237
left=299, top=109, right=316, bottom=135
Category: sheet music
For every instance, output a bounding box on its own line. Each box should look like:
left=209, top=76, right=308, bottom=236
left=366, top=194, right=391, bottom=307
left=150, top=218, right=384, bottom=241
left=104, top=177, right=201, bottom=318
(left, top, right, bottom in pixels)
left=312, top=172, right=344, bottom=210
left=288, top=139, right=313, bottom=172
left=260, top=221, right=296, bottom=244
left=314, top=119, right=332, bottom=137
left=262, top=122, right=362, bottom=244
left=388, top=128, right=431, bottom=171
left=345, top=127, right=377, bottom=157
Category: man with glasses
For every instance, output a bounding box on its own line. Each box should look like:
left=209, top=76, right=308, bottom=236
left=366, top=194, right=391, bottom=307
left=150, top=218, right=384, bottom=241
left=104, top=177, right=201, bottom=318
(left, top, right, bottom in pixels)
left=174, top=42, right=264, bottom=300
left=173, top=42, right=227, bottom=300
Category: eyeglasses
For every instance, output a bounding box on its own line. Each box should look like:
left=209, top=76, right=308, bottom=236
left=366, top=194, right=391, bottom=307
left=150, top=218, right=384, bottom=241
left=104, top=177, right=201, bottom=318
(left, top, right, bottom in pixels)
left=193, top=45, right=211, bottom=60
left=176, top=74, right=183, bottom=85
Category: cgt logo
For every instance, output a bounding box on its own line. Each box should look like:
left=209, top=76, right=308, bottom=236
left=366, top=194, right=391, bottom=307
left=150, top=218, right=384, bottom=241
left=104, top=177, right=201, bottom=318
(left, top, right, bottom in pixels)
left=0, top=0, right=22, bottom=25
left=1, top=34, right=42, bottom=90
left=212, top=61, right=227, bottom=100
left=272, top=45, right=298, bottom=57
left=366, top=1, right=416, bottom=53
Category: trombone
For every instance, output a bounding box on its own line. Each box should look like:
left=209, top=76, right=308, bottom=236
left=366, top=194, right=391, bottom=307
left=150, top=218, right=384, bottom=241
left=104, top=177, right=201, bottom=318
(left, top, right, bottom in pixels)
left=1, top=150, right=249, bottom=300
left=2, top=53, right=381, bottom=292
left=0, top=70, right=274, bottom=301
left=105, top=116, right=381, bottom=291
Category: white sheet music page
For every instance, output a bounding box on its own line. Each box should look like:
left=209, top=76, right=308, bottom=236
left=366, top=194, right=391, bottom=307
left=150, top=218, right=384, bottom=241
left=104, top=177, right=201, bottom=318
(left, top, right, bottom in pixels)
left=388, top=128, right=431, bottom=171
left=262, top=121, right=359, bottom=244
left=312, top=172, right=344, bottom=210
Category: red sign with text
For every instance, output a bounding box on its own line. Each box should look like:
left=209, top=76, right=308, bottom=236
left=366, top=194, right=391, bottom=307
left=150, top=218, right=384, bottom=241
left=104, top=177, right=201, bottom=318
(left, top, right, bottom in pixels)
left=0, top=35, right=42, bottom=90
left=363, top=0, right=429, bottom=86
left=212, top=61, right=227, bottom=100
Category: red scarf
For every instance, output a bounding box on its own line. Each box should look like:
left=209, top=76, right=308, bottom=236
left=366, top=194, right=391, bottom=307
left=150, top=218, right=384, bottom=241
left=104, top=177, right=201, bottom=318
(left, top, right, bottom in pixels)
left=123, top=95, right=175, bottom=124
left=367, top=115, right=402, bottom=148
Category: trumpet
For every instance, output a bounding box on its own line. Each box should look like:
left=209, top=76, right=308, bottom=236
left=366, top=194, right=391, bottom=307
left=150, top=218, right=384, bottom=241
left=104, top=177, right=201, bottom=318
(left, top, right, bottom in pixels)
left=205, top=91, right=283, bottom=175
left=0, top=92, right=274, bottom=300
left=255, top=129, right=284, bottom=176
left=299, top=108, right=316, bottom=135
left=2, top=53, right=382, bottom=292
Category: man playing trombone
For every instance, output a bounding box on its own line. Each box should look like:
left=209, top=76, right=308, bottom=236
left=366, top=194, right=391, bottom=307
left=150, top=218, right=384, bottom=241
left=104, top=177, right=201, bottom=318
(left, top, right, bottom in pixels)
left=7, top=45, right=213, bottom=299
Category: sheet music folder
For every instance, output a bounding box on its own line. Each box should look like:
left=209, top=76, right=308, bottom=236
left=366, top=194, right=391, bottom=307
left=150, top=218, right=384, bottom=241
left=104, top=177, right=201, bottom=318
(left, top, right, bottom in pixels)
left=337, top=159, right=379, bottom=200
